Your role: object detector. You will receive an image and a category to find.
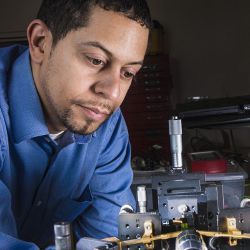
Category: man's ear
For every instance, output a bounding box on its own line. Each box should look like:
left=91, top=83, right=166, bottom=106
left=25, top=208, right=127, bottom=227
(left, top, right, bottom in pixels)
left=27, top=19, right=52, bottom=64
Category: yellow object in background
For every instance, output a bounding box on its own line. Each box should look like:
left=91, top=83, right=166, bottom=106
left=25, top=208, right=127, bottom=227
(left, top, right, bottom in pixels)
left=148, top=20, right=164, bottom=55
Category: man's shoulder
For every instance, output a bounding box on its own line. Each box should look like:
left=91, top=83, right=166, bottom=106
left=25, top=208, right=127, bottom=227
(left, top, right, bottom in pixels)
left=0, top=45, right=26, bottom=152
left=97, top=108, right=128, bottom=144
left=0, top=45, right=27, bottom=72
left=106, top=108, right=126, bottom=133
left=0, top=45, right=28, bottom=113
left=109, top=108, right=122, bottom=124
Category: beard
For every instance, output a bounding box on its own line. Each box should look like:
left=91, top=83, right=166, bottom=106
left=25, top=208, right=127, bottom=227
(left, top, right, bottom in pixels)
left=58, top=105, right=110, bottom=135
left=61, top=107, right=95, bottom=135
left=60, top=100, right=114, bottom=135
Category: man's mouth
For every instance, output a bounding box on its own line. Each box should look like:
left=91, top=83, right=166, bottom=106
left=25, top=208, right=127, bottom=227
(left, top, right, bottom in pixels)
left=85, top=106, right=110, bottom=115
left=78, top=105, right=110, bottom=121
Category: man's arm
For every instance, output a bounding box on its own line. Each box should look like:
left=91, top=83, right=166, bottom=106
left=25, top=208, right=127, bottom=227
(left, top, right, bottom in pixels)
left=0, top=233, right=39, bottom=250
left=0, top=170, right=39, bottom=249
left=74, top=110, right=136, bottom=239
left=0, top=111, right=39, bottom=249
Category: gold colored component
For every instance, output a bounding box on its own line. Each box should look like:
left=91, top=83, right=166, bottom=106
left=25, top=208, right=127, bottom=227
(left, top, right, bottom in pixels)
left=115, top=231, right=182, bottom=249
left=197, top=230, right=250, bottom=239
left=172, top=219, right=183, bottom=224
left=105, top=217, right=250, bottom=250
left=103, top=237, right=120, bottom=242
left=142, top=220, right=154, bottom=249
left=226, top=217, right=241, bottom=246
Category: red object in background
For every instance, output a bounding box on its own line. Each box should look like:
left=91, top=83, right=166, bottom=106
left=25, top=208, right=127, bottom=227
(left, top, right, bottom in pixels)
left=121, top=54, right=172, bottom=157
left=188, top=151, right=227, bottom=174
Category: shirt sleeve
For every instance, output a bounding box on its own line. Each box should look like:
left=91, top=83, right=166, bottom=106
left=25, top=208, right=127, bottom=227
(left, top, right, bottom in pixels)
left=0, top=232, right=39, bottom=250
left=74, top=110, right=136, bottom=239
left=0, top=168, right=39, bottom=249
left=0, top=111, right=39, bottom=250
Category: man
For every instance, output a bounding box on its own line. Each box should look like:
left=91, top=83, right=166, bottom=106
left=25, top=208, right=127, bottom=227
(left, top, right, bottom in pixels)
left=0, top=0, right=151, bottom=249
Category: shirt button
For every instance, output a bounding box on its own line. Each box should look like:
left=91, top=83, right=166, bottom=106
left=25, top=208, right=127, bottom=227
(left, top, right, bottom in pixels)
left=36, top=200, right=42, bottom=207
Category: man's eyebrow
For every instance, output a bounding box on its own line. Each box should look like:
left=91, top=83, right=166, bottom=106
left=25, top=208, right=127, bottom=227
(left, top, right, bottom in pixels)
left=79, top=41, right=144, bottom=66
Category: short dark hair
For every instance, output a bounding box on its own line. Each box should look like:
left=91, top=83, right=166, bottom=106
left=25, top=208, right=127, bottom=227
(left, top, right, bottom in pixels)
left=37, top=0, right=152, bottom=45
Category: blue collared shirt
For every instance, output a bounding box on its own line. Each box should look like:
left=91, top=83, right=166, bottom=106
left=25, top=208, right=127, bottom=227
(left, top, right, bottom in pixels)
left=0, top=45, right=135, bottom=249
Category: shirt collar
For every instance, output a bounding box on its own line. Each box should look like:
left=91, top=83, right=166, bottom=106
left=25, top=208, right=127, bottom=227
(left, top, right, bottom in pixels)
left=54, top=131, right=96, bottom=148
left=8, top=48, right=96, bottom=144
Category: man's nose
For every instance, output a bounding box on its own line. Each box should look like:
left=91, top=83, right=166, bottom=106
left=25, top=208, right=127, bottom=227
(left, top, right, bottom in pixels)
left=92, top=68, right=120, bottom=101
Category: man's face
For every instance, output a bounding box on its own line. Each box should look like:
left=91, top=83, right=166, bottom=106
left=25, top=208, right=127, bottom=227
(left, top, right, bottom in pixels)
left=36, top=6, right=149, bottom=134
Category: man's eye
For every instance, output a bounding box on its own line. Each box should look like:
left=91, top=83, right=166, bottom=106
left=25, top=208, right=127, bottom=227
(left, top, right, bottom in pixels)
left=123, top=71, right=135, bottom=79
left=87, top=56, right=105, bottom=66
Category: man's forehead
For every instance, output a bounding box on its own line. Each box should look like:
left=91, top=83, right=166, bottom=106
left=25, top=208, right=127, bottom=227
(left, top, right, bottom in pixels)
left=66, top=8, right=149, bottom=64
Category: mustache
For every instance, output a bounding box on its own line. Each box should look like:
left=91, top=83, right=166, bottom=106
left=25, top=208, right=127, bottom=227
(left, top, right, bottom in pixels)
left=70, top=99, right=114, bottom=113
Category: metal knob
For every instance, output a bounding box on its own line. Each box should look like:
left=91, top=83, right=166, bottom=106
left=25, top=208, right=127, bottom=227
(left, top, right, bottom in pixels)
left=169, top=116, right=183, bottom=169
left=54, top=222, right=73, bottom=250
left=137, top=186, right=147, bottom=213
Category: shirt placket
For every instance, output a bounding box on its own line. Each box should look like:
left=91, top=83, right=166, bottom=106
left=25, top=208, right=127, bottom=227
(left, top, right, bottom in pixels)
left=19, top=135, right=60, bottom=242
